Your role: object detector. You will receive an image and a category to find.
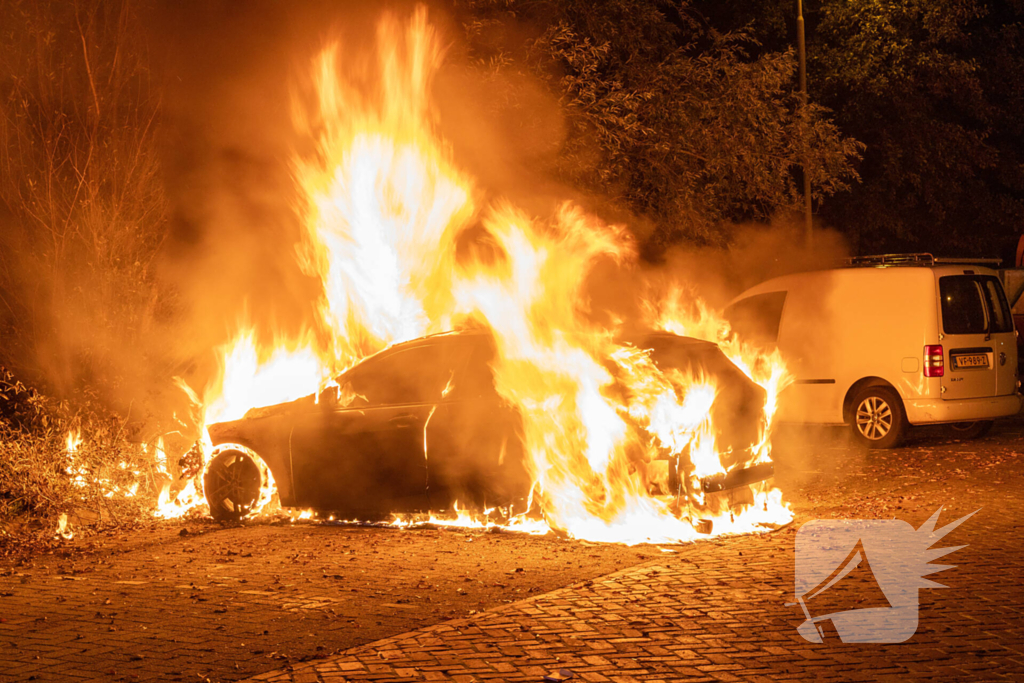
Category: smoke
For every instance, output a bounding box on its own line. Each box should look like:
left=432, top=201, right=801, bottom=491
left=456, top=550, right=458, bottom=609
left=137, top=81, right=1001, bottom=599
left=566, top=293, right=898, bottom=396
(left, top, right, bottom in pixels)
left=146, top=2, right=575, bottom=401
left=146, top=1, right=382, bottom=424
left=0, top=0, right=849, bottom=447
left=151, top=0, right=847, bottom=421
left=654, top=218, right=850, bottom=309
left=0, top=0, right=169, bottom=425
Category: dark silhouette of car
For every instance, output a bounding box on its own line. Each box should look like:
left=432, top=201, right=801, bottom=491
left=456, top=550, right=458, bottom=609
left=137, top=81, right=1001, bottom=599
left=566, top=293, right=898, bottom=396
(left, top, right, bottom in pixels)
left=203, top=329, right=772, bottom=522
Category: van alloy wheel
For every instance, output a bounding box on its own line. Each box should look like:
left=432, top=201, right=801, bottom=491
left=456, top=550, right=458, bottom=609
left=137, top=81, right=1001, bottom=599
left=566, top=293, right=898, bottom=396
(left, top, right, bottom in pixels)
left=849, top=386, right=907, bottom=449
left=856, top=396, right=893, bottom=440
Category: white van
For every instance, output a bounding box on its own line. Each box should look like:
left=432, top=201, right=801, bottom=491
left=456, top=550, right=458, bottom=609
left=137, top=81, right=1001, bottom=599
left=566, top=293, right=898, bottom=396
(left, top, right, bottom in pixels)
left=725, top=254, right=1021, bottom=448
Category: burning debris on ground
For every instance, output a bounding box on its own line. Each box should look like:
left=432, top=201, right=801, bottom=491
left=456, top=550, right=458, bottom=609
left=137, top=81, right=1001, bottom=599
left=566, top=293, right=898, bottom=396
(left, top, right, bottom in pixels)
left=0, top=366, right=165, bottom=549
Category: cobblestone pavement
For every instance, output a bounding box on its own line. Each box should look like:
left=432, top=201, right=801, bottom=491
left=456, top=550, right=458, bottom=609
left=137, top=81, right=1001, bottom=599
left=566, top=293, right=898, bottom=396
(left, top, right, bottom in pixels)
left=240, top=420, right=1024, bottom=682
left=4, top=418, right=1024, bottom=682
left=0, top=517, right=658, bottom=681
left=246, top=517, right=1022, bottom=683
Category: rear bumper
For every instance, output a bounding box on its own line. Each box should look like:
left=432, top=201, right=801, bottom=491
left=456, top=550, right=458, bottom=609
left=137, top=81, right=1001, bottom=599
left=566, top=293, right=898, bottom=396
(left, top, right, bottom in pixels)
left=904, top=394, right=1022, bottom=425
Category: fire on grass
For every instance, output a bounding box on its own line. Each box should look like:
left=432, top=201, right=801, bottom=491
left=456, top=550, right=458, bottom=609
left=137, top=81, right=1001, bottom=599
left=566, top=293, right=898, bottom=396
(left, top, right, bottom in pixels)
left=49, top=430, right=210, bottom=540
left=60, top=6, right=792, bottom=544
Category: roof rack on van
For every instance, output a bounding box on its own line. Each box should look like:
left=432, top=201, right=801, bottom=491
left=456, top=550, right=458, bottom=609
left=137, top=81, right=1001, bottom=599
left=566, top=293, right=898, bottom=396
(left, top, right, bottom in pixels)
left=846, top=253, right=1003, bottom=267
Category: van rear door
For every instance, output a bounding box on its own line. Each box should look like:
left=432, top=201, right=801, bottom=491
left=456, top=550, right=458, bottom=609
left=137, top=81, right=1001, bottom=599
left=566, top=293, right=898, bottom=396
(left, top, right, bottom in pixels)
left=981, top=277, right=1019, bottom=396
left=938, top=275, right=1016, bottom=399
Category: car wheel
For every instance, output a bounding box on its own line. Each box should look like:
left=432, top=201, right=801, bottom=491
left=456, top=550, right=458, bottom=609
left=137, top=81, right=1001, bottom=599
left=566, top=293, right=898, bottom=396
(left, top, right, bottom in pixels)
left=948, top=420, right=993, bottom=440
left=204, top=449, right=263, bottom=521
left=850, top=386, right=907, bottom=449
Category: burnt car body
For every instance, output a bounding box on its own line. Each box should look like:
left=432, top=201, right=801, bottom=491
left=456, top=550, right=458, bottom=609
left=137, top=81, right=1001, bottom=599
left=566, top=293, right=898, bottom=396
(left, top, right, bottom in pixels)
left=204, top=330, right=771, bottom=522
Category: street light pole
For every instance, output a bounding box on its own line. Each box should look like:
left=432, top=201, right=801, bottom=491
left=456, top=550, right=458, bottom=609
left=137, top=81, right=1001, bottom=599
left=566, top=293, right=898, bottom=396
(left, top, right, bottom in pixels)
left=798, top=0, right=813, bottom=246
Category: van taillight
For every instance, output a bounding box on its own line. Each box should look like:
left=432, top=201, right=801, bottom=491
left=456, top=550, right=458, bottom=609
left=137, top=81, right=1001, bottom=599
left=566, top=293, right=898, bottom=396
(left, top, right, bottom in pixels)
left=924, top=345, right=944, bottom=377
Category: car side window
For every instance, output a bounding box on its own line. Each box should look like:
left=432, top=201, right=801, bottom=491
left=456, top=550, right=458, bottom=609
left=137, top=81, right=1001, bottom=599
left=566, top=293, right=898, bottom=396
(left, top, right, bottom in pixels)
left=339, top=344, right=462, bottom=407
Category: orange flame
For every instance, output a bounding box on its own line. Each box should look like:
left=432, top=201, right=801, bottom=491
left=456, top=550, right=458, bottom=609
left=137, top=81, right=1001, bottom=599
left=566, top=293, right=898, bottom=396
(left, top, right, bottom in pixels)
left=54, top=513, right=73, bottom=540
left=63, top=429, right=142, bottom=502
left=171, top=6, right=792, bottom=541
left=65, top=430, right=82, bottom=454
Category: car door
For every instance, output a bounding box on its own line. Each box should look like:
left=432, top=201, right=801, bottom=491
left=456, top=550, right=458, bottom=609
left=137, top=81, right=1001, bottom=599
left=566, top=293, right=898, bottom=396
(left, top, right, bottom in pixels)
left=425, top=336, right=530, bottom=512
left=289, top=342, right=454, bottom=515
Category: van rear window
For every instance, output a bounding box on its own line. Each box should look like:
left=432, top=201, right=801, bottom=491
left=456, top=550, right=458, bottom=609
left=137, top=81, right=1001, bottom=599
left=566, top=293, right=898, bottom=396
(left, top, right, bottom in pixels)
left=724, top=292, right=787, bottom=344
left=939, top=275, right=1013, bottom=335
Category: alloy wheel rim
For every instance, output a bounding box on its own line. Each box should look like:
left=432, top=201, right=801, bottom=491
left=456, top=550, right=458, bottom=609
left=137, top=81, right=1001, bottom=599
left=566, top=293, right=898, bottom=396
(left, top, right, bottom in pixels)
left=856, top=396, right=892, bottom=440
left=210, top=454, right=259, bottom=512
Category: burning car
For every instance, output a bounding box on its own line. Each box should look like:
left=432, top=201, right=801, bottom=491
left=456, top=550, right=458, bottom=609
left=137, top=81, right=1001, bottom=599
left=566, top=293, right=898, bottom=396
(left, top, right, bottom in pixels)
left=202, top=328, right=774, bottom=526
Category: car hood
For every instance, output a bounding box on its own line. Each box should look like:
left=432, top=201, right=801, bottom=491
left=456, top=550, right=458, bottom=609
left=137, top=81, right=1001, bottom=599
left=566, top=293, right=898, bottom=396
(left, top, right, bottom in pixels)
left=241, top=394, right=316, bottom=420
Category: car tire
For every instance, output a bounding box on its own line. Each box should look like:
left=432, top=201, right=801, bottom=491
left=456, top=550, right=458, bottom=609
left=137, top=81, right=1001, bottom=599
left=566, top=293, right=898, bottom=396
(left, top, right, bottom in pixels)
left=204, top=449, right=263, bottom=521
left=948, top=420, right=993, bottom=440
left=850, top=386, right=907, bottom=449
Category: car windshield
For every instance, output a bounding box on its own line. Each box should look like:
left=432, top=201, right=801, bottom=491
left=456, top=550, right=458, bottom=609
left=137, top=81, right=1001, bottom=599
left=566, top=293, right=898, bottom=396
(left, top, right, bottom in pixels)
left=939, top=275, right=1013, bottom=335
left=724, top=292, right=787, bottom=344
left=643, top=337, right=721, bottom=375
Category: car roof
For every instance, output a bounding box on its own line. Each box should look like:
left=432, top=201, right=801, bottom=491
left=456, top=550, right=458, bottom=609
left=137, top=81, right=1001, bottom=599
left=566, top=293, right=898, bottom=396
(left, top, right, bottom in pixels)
left=384, top=328, right=490, bottom=350
left=639, top=332, right=718, bottom=346
left=349, top=329, right=491, bottom=365
left=375, top=328, right=716, bottom=356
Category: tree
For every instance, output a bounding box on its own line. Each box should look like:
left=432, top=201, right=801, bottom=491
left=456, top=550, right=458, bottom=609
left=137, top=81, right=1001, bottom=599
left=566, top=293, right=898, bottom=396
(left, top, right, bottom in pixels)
left=810, top=0, right=1020, bottom=255
left=695, top=0, right=1024, bottom=257
left=0, top=0, right=166, bottom=403
left=456, top=0, right=861, bottom=255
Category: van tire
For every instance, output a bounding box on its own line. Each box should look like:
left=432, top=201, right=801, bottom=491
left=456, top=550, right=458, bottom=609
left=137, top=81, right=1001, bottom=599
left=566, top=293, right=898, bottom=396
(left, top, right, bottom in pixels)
left=948, top=420, right=994, bottom=440
left=850, top=386, right=907, bottom=449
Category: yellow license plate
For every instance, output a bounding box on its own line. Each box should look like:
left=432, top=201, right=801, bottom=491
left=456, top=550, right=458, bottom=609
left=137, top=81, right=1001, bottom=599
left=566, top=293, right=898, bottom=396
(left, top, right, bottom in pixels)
left=953, top=354, right=989, bottom=369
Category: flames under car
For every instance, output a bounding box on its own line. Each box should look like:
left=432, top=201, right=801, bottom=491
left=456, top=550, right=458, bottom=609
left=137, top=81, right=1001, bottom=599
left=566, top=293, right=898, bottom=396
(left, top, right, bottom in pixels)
left=202, top=329, right=774, bottom=525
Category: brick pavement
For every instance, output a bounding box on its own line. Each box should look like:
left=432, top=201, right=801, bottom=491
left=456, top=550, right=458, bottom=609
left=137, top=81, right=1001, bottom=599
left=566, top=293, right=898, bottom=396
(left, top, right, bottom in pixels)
left=4, top=419, right=1024, bottom=682
left=241, top=498, right=1024, bottom=682
left=237, top=420, right=1024, bottom=682
left=0, top=522, right=656, bottom=682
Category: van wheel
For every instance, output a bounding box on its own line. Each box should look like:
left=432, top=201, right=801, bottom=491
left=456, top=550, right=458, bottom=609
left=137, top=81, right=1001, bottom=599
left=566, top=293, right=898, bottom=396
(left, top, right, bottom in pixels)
left=948, top=420, right=993, bottom=440
left=850, top=387, right=907, bottom=449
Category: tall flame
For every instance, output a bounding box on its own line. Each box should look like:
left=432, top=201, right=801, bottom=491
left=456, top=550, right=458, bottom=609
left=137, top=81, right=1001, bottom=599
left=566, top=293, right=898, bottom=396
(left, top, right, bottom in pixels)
left=176, top=6, right=792, bottom=542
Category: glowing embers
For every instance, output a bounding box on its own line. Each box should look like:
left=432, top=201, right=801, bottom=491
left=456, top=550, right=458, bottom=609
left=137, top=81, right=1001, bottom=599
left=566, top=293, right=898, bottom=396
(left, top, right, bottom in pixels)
left=62, top=429, right=142, bottom=500
left=54, top=513, right=73, bottom=540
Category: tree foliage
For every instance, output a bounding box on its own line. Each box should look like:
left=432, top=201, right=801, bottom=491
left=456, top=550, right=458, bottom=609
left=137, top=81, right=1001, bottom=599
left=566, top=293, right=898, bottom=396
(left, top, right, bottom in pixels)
left=457, top=0, right=862, bottom=254
left=697, top=0, right=1024, bottom=257
left=810, top=0, right=1024, bottom=255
